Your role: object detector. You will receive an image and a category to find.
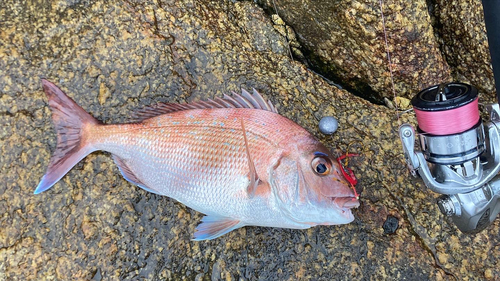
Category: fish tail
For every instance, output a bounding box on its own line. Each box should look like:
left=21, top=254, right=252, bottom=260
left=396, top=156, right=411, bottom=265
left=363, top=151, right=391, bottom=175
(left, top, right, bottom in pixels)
left=34, top=79, right=101, bottom=194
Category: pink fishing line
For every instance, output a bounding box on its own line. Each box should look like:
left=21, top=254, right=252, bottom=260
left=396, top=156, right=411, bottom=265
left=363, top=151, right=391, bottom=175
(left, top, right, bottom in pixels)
left=414, top=98, right=480, bottom=135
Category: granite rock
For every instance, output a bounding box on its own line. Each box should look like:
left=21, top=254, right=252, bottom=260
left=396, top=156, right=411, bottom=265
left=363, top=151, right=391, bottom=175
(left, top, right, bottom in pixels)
left=257, top=0, right=453, bottom=102
left=0, top=0, right=499, bottom=280
left=429, top=0, right=495, bottom=99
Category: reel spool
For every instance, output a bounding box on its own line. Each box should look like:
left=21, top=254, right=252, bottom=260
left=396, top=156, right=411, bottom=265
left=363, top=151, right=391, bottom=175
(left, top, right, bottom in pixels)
left=411, top=83, right=485, bottom=165
left=412, top=82, right=480, bottom=135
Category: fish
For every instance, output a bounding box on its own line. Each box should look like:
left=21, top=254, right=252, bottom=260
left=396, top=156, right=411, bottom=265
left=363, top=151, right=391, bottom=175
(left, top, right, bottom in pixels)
left=35, top=79, right=360, bottom=240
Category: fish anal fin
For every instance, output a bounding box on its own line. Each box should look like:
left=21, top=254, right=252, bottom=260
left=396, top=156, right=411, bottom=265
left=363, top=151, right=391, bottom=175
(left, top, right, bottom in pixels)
left=192, top=215, right=243, bottom=241
left=113, top=155, right=160, bottom=195
left=240, top=119, right=260, bottom=197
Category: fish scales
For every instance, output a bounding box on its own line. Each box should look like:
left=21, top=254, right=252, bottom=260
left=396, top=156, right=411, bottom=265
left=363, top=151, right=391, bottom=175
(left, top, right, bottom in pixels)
left=90, top=109, right=293, bottom=220
left=36, top=80, right=359, bottom=240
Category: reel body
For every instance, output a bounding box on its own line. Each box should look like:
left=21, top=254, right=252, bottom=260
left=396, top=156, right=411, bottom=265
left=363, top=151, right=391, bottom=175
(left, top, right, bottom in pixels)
left=400, top=82, right=500, bottom=233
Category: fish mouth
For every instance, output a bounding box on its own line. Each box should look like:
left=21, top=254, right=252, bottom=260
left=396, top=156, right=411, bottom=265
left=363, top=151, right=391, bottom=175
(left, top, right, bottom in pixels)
left=332, top=197, right=360, bottom=209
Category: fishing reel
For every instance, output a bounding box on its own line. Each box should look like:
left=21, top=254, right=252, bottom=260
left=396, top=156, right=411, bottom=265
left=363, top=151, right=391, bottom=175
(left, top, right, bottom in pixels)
left=399, top=82, right=500, bottom=233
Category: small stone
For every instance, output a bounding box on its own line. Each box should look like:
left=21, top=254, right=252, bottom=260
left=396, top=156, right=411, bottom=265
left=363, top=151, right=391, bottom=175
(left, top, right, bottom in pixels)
left=271, top=14, right=285, bottom=26
left=395, top=97, right=411, bottom=110
left=383, top=216, right=399, bottom=234
left=91, top=268, right=102, bottom=281
left=319, top=116, right=338, bottom=135
left=384, top=97, right=395, bottom=109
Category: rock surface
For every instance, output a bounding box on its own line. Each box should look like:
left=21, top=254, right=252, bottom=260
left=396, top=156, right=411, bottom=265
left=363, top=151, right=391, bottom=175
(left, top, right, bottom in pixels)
left=0, top=0, right=499, bottom=280
left=430, top=0, right=495, bottom=97
left=258, top=0, right=495, bottom=103
left=257, top=0, right=453, bottom=102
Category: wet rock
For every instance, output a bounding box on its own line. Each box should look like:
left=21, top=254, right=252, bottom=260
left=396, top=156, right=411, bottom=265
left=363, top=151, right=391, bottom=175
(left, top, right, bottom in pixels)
left=429, top=0, right=495, bottom=100
left=0, top=0, right=499, bottom=280
left=257, top=0, right=452, bottom=102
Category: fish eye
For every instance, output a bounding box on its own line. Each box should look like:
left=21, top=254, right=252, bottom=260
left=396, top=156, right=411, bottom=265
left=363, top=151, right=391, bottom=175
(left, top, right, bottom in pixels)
left=311, top=156, right=331, bottom=176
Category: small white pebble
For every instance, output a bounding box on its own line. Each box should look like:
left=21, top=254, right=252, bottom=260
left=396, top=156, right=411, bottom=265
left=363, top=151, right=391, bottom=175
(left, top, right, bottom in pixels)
left=319, top=116, right=338, bottom=135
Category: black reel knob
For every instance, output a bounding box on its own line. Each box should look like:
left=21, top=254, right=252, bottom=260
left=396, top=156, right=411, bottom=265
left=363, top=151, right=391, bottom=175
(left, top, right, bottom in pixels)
left=412, top=82, right=478, bottom=112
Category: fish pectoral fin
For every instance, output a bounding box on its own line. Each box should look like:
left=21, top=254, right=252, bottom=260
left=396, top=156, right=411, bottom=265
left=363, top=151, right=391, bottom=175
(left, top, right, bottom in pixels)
left=192, top=215, right=244, bottom=241
left=240, top=118, right=260, bottom=197
left=113, top=155, right=160, bottom=195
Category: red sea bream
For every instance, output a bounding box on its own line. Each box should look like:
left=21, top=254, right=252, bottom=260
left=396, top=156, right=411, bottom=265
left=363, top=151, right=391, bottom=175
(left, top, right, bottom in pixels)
left=36, top=80, right=360, bottom=240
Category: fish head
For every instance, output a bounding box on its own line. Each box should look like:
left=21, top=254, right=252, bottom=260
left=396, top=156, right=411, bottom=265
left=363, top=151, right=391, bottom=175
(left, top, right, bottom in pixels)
left=271, top=137, right=360, bottom=227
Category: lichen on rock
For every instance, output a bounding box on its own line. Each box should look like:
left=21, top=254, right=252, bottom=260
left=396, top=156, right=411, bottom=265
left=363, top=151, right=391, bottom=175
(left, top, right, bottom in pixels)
left=1, top=0, right=499, bottom=280
left=257, top=0, right=453, bottom=102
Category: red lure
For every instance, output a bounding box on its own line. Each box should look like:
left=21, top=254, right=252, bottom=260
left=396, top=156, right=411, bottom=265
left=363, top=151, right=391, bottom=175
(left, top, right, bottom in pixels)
left=336, top=153, right=359, bottom=199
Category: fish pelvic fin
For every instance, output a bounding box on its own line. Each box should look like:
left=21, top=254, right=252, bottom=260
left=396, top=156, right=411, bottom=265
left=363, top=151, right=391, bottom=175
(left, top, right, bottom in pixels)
left=240, top=118, right=260, bottom=197
left=35, top=80, right=100, bottom=194
left=192, top=215, right=244, bottom=241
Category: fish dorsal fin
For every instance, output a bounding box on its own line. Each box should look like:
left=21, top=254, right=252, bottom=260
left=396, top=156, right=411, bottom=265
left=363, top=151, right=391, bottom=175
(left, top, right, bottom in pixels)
left=192, top=215, right=243, bottom=241
left=240, top=118, right=260, bottom=197
left=131, top=88, right=278, bottom=122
